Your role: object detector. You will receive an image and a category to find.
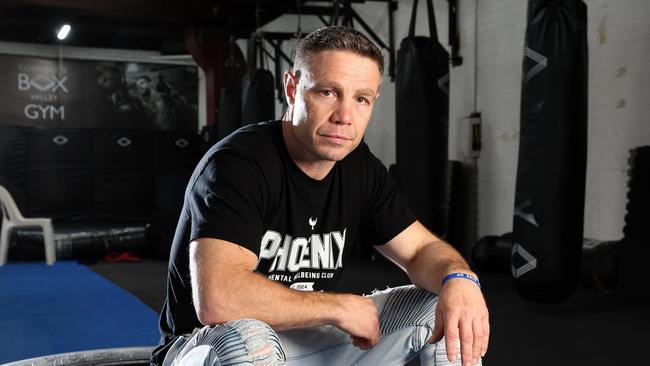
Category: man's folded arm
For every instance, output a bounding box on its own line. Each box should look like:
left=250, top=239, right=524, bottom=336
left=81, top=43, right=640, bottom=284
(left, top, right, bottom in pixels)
left=189, top=237, right=380, bottom=347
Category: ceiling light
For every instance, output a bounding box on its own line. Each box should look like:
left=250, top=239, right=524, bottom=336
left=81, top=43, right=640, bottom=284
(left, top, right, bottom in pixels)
left=57, top=24, right=71, bottom=40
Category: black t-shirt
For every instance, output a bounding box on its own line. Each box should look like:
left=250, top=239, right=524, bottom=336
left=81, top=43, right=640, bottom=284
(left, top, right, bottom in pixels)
left=152, top=120, right=415, bottom=364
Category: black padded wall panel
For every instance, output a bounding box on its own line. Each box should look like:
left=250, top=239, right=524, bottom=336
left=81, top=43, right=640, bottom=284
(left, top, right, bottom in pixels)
left=154, top=131, right=201, bottom=215
left=26, top=128, right=93, bottom=219
left=154, top=131, right=201, bottom=174
left=93, top=130, right=154, bottom=221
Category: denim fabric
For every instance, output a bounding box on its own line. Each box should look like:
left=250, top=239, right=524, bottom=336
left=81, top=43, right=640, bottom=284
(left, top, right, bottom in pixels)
left=165, top=286, right=482, bottom=366
left=165, top=319, right=286, bottom=366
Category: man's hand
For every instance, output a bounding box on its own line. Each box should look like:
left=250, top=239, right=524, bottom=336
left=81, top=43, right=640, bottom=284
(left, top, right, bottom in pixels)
left=334, top=294, right=380, bottom=350
left=375, top=222, right=491, bottom=365
left=429, top=276, right=489, bottom=366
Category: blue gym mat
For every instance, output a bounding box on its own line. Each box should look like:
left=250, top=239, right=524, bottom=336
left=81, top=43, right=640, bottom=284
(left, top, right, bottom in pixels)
left=0, top=261, right=160, bottom=364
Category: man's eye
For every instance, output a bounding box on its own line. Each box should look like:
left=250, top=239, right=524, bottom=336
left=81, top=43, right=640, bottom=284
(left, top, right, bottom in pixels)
left=356, top=96, right=370, bottom=104
left=320, top=90, right=333, bottom=97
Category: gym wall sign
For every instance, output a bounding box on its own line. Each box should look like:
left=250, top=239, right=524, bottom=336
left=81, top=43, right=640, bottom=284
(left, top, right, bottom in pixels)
left=0, top=53, right=199, bottom=131
left=17, top=64, right=68, bottom=121
left=0, top=54, right=79, bottom=127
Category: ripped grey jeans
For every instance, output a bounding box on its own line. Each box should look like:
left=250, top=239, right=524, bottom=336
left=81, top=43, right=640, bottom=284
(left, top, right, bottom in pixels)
left=162, top=285, right=482, bottom=366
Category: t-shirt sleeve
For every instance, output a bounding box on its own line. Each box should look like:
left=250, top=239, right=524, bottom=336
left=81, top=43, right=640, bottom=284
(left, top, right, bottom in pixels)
left=359, top=150, right=416, bottom=246
left=186, top=149, right=266, bottom=252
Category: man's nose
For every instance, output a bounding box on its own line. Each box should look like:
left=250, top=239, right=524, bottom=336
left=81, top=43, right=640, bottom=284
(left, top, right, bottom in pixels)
left=329, top=99, right=353, bottom=125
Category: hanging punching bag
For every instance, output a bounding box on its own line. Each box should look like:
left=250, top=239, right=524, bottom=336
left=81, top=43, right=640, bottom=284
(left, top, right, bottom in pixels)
left=511, top=0, right=588, bottom=303
left=395, top=0, right=450, bottom=236
left=217, top=40, right=247, bottom=141
left=241, top=37, right=276, bottom=125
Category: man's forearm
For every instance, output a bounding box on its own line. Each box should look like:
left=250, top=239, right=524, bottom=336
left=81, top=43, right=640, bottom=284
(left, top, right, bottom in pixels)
left=405, top=240, right=475, bottom=294
left=191, top=238, right=379, bottom=344
left=200, top=269, right=346, bottom=331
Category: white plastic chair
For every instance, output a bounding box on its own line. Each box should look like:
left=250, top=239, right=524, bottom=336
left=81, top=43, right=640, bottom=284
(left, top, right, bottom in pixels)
left=0, top=185, right=55, bottom=266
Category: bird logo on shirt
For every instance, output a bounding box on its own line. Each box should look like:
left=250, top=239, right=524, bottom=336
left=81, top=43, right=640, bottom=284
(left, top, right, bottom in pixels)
left=309, top=217, right=317, bottom=230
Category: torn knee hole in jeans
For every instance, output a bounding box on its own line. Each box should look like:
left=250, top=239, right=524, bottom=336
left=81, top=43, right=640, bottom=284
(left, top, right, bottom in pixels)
left=245, top=334, right=274, bottom=359
left=248, top=345, right=276, bottom=364
left=238, top=322, right=284, bottom=363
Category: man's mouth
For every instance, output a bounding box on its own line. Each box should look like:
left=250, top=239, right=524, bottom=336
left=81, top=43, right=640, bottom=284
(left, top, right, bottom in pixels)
left=320, top=134, right=350, bottom=145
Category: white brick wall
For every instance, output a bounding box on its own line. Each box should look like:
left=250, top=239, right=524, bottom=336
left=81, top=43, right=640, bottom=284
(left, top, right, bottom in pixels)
left=473, top=0, right=527, bottom=236
left=583, top=0, right=650, bottom=240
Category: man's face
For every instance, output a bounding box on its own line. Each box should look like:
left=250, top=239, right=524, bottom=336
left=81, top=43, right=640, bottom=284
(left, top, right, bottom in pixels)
left=97, top=69, right=120, bottom=92
left=284, top=50, right=382, bottom=163
left=135, top=78, right=150, bottom=95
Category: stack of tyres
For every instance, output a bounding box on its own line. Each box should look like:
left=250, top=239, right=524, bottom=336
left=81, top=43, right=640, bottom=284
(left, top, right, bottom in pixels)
left=617, top=146, right=650, bottom=298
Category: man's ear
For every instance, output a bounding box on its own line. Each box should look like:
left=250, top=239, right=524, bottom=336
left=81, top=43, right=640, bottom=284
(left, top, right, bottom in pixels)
left=283, top=70, right=298, bottom=106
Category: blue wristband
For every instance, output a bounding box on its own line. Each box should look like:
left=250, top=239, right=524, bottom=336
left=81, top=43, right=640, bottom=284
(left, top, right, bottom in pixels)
left=442, top=273, right=481, bottom=289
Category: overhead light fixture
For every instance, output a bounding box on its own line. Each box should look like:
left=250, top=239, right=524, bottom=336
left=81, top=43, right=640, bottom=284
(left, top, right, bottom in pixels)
left=56, top=24, right=71, bottom=40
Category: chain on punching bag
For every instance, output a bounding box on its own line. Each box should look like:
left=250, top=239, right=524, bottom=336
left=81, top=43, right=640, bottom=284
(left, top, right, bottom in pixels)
left=395, top=0, right=450, bottom=236
left=511, top=0, right=588, bottom=303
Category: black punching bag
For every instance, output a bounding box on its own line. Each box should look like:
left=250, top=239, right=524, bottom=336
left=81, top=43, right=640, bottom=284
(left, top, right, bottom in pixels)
left=218, top=40, right=246, bottom=141
left=241, top=37, right=275, bottom=125
left=511, top=0, right=588, bottom=303
left=395, top=0, right=450, bottom=235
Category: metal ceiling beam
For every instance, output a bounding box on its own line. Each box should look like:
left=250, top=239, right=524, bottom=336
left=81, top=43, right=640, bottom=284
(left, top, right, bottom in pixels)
left=285, top=0, right=398, bottom=79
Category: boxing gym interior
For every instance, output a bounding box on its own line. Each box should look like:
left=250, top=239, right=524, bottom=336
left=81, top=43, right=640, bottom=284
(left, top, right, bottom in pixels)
left=0, top=0, right=648, bottom=365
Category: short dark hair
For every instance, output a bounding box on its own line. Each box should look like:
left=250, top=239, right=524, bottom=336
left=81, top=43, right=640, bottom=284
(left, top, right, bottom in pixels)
left=294, top=26, right=384, bottom=76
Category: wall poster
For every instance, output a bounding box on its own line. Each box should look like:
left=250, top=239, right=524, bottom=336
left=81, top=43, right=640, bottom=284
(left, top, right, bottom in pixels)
left=0, top=54, right=199, bottom=131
